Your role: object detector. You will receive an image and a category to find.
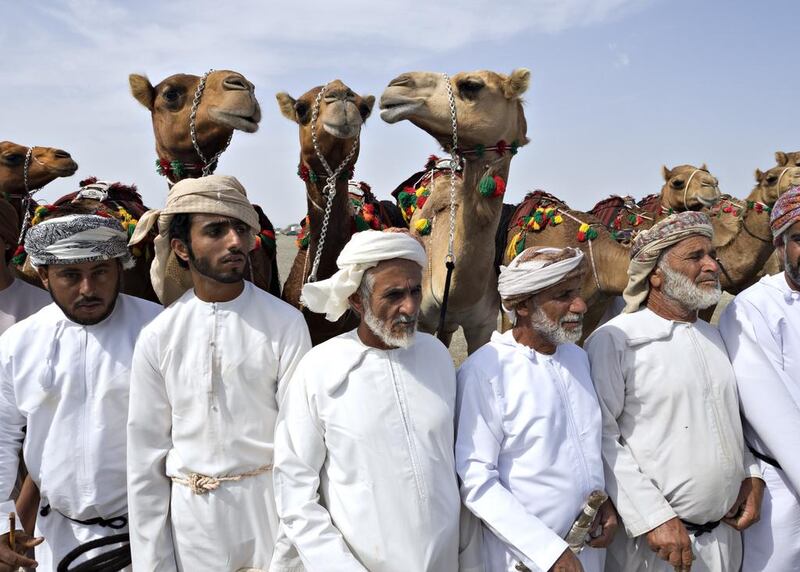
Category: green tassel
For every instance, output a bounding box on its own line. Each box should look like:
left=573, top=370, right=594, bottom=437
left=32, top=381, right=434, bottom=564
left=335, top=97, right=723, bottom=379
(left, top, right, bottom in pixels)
left=171, top=160, right=184, bottom=178
left=510, top=141, right=519, bottom=155
left=475, top=144, right=485, bottom=158
left=399, top=191, right=416, bottom=209
left=309, top=171, right=318, bottom=183
left=515, top=234, right=526, bottom=255
left=587, top=227, right=598, bottom=240
left=478, top=175, right=496, bottom=197
left=354, top=215, right=370, bottom=232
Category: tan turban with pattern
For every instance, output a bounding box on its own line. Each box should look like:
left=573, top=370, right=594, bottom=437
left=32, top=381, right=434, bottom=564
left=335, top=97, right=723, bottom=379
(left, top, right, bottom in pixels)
left=622, top=211, right=714, bottom=313
left=129, top=175, right=259, bottom=306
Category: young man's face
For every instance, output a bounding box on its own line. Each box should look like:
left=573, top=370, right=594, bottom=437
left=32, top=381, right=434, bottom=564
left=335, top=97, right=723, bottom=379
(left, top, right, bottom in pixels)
left=778, top=220, right=800, bottom=289
left=38, top=260, right=121, bottom=325
left=174, top=214, right=252, bottom=284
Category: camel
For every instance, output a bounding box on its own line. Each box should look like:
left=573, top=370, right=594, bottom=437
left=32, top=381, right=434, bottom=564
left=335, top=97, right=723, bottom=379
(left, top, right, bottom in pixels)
left=590, top=164, right=721, bottom=243
left=379, top=68, right=532, bottom=354
left=276, top=80, right=382, bottom=345
left=129, top=70, right=280, bottom=298
left=776, top=150, right=800, bottom=168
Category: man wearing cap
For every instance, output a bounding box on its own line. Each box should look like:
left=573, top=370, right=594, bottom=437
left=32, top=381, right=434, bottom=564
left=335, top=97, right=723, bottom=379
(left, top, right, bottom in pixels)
left=0, top=198, right=49, bottom=335
left=0, top=208, right=160, bottom=571
left=456, top=246, right=616, bottom=572
left=718, top=186, right=800, bottom=570
left=585, top=211, right=763, bottom=572
left=126, top=175, right=311, bottom=571
left=271, top=229, right=474, bottom=572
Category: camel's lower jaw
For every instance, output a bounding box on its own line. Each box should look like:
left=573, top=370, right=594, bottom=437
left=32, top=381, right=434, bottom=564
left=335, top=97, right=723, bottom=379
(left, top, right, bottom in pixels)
left=52, top=162, right=79, bottom=176
left=379, top=101, right=423, bottom=124
left=322, top=122, right=360, bottom=139
left=210, top=109, right=260, bottom=133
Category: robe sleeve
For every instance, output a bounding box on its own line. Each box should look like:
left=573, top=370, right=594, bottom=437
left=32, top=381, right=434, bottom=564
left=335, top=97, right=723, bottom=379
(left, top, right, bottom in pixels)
left=272, top=367, right=367, bottom=572
left=719, top=298, right=800, bottom=491
left=276, top=313, right=312, bottom=407
left=0, top=361, right=25, bottom=535
left=585, top=329, right=677, bottom=537
left=126, top=329, right=178, bottom=571
left=455, top=364, right=568, bottom=571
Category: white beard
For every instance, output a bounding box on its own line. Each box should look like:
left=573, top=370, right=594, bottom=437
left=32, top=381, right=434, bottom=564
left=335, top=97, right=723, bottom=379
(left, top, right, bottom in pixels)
left=530, top=308, right=583, bottom=345
left=660, top=264, right=722, bottom=310
left=362, top=303, right=418, bottom=349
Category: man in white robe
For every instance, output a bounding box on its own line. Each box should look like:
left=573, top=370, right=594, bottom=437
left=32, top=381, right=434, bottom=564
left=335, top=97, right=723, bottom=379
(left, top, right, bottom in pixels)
left=456, top=247, right=617, bottom=572
left=271, top=230, right=473, bottom=572
left=126, top=175, right=311, bottom=571
left=0, top=198, right=49, bottom=334
left=0, top=210, right=160, bottom=571
left=586, top=212, right=763, bottom=572
left=718, top=186, right=800, bottom=571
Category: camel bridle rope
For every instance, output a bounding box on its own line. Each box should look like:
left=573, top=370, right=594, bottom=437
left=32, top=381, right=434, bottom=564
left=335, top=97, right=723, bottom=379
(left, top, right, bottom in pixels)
left=306, top=83, right=361, bottom=284
left=17, top=147, right=46, bottom=245
left=190, top=69, right=233, bottom=177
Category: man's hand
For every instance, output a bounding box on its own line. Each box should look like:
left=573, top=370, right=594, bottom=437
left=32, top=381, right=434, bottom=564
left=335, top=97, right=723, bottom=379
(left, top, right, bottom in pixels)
left=588, top=499, right=619, bottom=548
left=548, top=548, right=584, bottom=572
left=723, top=477, right=765, bottom=531
left=0, top=530, right=42, bottom=571
left=645, top=518, right=693, bottom=571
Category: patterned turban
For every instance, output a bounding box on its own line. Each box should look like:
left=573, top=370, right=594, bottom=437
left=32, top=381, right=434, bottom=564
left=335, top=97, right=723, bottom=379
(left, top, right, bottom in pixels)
left=129, top=175, right=259, bottom=306
left=0, top=198, right=18, bottom=249
left=622, top=211, right=714, bottom=313
left=24, top=213, right=135, bottom=269
left=770, top=186, right=800, bottom=243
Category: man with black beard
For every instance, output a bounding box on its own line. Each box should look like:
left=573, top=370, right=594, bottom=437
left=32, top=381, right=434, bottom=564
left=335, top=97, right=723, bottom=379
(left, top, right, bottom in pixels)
left=271, top=230, right=477, bottom=572
left=586, top=212, right=763, bottom=572
left=125, top=175, right=310, bottom=571
left=0, top=211, right=160, bottom=571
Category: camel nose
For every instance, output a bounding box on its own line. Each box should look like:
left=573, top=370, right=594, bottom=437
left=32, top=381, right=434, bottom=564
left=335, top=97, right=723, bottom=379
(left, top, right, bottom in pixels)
left=54, top=149, right=71, bottom=159
left=387, top=74, right=413, bottom=88
left=222, top=75, right=250, bottom=91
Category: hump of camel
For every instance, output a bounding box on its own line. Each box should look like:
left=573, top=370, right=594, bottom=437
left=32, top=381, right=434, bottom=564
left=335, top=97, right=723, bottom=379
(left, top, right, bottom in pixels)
left=379, top=68, right=530, bottom=354
left=128, top=70, right=280, bottom=302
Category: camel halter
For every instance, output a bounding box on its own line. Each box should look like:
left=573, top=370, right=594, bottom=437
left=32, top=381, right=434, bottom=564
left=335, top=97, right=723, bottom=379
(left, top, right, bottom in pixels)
left=16, top=147, right=47, bottom=245
left=305, top=82, right=361, bottom=284
left=190, top=69, right=233, bottom=177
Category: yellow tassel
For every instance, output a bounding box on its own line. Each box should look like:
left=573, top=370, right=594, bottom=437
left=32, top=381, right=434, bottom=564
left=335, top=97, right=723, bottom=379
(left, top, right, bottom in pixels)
left=416, top=186, right=427, bottom=197
left=579, top=223, right=590, bottom=233
left=554, top=215, right=563, bottom=224
left=506, top=233, right=521, bottom=260
left=533, top=221, right=541, bottom=231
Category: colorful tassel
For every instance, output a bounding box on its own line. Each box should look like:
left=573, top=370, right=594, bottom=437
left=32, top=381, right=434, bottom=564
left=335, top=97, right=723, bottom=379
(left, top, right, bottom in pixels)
left=414, top=218, right=432, bottom=235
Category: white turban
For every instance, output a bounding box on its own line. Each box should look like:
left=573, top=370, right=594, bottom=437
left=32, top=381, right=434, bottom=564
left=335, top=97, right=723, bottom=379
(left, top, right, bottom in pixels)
left=301, top=230, right=427, bottom=321
left=498, top=247, right=585, bottom=322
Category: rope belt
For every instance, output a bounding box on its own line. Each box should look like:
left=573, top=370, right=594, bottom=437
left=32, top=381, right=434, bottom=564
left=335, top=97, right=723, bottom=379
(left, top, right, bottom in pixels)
left=749, top=445, right=783, bottom=470
left=680, top=519, right=721, bottom=537
left=39, top=505, right=127, bottom=530
left=171, top=464, right=272, bottom=495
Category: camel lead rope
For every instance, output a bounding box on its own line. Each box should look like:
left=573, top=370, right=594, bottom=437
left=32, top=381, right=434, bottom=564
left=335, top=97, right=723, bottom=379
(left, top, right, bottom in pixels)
left=190, top=69, right=233, bottom=177
left=436, top=73, right=459, bottom=343
left=17, top=147, right=43, bottom=246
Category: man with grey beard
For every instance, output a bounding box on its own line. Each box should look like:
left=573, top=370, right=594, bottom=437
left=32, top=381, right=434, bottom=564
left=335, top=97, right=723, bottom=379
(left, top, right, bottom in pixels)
left=586, top=211, right=763, bottom=572
left=271, top=230, right=479, bottom=572
left=456, top=246, right=617, bottom=572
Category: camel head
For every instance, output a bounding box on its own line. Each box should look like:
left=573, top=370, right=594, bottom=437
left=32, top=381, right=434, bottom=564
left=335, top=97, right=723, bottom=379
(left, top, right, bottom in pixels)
left=276, top=80, right=374, bottom=172
left=379, top=69, right=530, bottom=150
left=775, top=151, right=800, bottom=168
left=129, top=70, right=261, bottom=172
left=0, top=141, right=78, bottom=196
left=754, top=164, right=800, bottom=204
left=660, top=164, right=721, bottom=210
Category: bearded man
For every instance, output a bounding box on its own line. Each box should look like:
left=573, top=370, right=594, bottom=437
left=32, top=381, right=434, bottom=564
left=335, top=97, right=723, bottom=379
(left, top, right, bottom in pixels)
left=718, top=186, right=800, bottom=571
left=456, top=247, right=617, bottom=572
left=0, top=210, right=160, bottom=571
left=126, top=175, right=311, bottom=571
left=271, top=230, right=473, bottom=572
left=585, top=211, right=763, bottom=572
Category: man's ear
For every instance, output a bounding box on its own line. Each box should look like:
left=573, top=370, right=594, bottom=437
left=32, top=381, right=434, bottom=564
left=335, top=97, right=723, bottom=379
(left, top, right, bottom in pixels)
left=649, top=268, right=663, bottom=289
left=36, top=266, right=50, bottom=289
left=170, top=238, right=190, bottom=264
left=513, top=298, right=532, bottom=319
left=348, top=290, right=364, bottom=317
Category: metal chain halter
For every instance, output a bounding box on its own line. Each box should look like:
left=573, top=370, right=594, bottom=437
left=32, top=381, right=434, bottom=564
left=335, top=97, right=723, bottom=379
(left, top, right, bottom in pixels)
left=306, top=83, right=361, bottom=283
left=442, top=73, right=459, bottom=266
left=190, top=69, right=233, bottom=177
left=17, top=147, right=44, bottom=245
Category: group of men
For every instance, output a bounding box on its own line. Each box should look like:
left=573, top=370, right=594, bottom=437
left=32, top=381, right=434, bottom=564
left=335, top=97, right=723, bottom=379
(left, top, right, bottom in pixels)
left=0, top=174, right=797, bottom=572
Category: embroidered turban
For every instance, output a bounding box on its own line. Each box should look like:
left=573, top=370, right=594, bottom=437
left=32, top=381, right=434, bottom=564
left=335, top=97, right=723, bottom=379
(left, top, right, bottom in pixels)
left=622, top=211, right=714, bottom=313
left=498, top=247, right=585, bottom=322
left=24, top=213, right=135, bottom=269
left=301, top=230, right=427, bottom=321
left=0, top=198, right=18, bottom=249
left=129, top=175, right=259, bottom=306
left=770, top=186, right=800, bottom=243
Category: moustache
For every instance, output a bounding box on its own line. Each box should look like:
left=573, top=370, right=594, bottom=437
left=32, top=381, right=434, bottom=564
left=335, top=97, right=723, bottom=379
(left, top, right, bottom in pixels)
left=559, top=312, right=584, bottom=326
left=220, top=251, right=246, bottom=263
left=393, top=314, right=418, bottom=326
left=75, top=297, right=103, bottom=308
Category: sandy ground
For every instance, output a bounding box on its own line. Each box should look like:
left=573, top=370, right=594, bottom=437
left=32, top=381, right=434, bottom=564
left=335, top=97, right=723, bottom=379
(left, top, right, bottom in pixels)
left=274, top=234, right=731, bottom=367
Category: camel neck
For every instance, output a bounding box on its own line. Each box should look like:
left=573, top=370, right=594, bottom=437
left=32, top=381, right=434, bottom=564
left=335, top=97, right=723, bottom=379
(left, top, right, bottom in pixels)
left=303, top=177, right=353, bottom=282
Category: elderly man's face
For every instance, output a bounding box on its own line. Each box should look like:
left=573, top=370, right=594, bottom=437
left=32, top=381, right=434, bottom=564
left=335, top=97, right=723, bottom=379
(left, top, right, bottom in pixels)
left=654, top=235, right=721, bottom=309
left=38, top=260, right=121, bottom=325
left=356, top=258, right=422, bottom=348
left=517, top=275, right=587, bottom=344
left=778, top=221, right=800, bottom=289
left=174, top=214, right=251, bottom=284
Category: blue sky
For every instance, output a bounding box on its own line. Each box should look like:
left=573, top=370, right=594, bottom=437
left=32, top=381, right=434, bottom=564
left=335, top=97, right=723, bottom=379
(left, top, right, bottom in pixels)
left=1, top=0, right=796, bottom=226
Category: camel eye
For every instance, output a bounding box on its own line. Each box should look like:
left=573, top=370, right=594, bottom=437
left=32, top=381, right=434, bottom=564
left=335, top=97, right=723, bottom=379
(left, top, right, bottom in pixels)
left=457, top=79, right=484, bottom=100
left=162, top=88, right=181, bottom=103
left=766, top=175, right=778, bottom=185
left=670, top=179, right=685, bottom=189
left=1, top=153, right=22, bottom=165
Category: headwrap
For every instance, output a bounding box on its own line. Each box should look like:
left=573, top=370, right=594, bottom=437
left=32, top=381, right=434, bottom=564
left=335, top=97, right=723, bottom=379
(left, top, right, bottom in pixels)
left=770, top=186, right=800, bottom=243
left=24, top=213, right=135, bottom=269
left=129, top=175, right=259, bottom=306
left=301, top=230, right=427, bottom=321
left=0, top=198, right=18, bottom=248
left=622, top=211, right=713, bottom=313
left=498, top=247, right=585, bottom=322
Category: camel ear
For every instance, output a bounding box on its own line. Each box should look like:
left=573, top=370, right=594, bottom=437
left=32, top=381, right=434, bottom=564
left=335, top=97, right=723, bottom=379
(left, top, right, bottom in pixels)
left=700, top=163, right=708, bottom=171
left=504, top=68, right=531, bottom=99
left=360, top=95, right=376, bottom=120
left=776, top=151, right=788, bottom=166
left=662, top=165, right=672, bottom=181
left=755, top=168, right=764, bottom=183
left=276, top=92, right=298, bottom=123
left=129, top=74, right=154, bottom=111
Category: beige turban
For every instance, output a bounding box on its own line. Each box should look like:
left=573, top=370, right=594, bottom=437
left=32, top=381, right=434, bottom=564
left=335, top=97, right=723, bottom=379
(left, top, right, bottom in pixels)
left=0, top=198, right=19, bottom=249
left=622, top=211, right=713, bottom=313
left=301, top=230, right=427, bottom=321
left=129, top=175, right=259, bottom=306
